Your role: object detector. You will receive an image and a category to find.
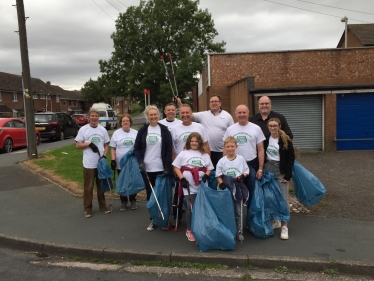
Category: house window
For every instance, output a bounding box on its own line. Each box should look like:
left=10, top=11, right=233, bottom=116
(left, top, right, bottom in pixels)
left=63, top=100, right=66, bottom=106
left=40, top=94, right=46, bottom=99
left=125, top=100, right=127, bottom=104
left=33, top=94, right=38, bottom=99
left=12, top=92, right=18, bottom=102
left=56, top=95, right=60, bottom=103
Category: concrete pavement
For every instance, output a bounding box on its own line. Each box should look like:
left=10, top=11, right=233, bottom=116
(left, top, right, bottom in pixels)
left=0, top=164, right=373, bottom=276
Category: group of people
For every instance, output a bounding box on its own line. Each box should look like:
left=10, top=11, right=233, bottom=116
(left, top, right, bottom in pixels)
left=75, top=95, right=295, bottom=243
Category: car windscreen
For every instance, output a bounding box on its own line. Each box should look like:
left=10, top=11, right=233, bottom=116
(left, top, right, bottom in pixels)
left=99, top=111, right=106, bottom=117
left=72, top=115, right=83, bottom=118
left=35, top=114, right=53, bottom=123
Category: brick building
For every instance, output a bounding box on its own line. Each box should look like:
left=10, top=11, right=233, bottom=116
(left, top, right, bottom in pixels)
left=197, top=47, right=374, bottom=151
left=0, top=72, right=87, bottom=116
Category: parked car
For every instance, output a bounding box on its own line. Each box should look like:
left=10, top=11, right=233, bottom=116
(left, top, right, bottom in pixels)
left=0, top=118, right=41, bottom=153
left=34, top=112, right=78, bottom=141
left=72, top=114, right=88, bottom=127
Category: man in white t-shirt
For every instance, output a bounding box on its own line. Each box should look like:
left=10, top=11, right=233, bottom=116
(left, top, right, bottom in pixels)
left=178, top=95, right=233, bottom=169
left=169, top=104, right=210, bottom=225
left=158, top=103, right=182, bottom=131
left=75, top=108, right=111, bottom=218
left=223, top=105, right=265, bottom=205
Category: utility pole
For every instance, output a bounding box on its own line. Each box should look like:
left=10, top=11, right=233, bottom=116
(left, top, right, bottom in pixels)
left=15, top=0, right=37, bottom=159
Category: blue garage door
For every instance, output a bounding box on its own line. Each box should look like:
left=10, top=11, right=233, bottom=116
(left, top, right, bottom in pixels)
left=336, top=93, right=374, bottom=150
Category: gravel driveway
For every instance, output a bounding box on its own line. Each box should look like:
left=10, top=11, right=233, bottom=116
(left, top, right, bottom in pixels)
left=295, top=150, right=374, bottom=221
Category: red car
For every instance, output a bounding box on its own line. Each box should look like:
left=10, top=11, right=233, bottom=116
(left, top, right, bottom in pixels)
left=72, top=114, right=88, bottom=127
left=0, top=118, right=41, bottom=153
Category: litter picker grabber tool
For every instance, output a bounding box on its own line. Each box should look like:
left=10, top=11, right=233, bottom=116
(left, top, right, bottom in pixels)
left=186, top=181, right=193, bottom=213
left=174, top=180, right=181, bottom=232
left=106, top=178, right=114, bottom=213
left=144, top=172, right=165, bottom=220
left=237, top=177, right=244, bottom=243
left=160, top=53, right=179, bottom=103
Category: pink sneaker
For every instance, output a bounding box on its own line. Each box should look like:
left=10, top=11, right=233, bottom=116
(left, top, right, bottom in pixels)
left=186, top=230, right=195, bottom=242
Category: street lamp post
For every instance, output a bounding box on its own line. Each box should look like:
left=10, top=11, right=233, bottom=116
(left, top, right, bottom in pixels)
left=341, top=16, right=348, bottom=48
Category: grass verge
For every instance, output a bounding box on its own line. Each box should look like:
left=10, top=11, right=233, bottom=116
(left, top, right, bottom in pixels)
left=130, top=260, right=229, bottom=270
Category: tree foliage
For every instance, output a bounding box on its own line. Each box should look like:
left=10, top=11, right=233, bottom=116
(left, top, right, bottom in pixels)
left=96, top=0, right=225, bottom=107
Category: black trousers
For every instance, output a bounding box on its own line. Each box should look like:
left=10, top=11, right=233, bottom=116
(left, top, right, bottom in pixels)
left=210, top=151, right=223, bottom=170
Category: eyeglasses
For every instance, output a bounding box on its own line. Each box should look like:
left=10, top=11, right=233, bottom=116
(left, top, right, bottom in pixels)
left=268, top=125, right=279, bottom=128
left=210, top=100, right=220, bottom=103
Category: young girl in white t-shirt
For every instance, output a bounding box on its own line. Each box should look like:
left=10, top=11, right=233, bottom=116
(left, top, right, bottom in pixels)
left=172, top=132, right=214, bottom=242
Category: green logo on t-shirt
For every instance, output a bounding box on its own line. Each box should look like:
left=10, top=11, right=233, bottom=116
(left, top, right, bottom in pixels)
left=123, top=140, right=133, bottom=147
left=91, top=136, right=100, bottom=145
left=226, top=171, right=236, bottom=178
left=183, top=134, right=189, bottom=142
left=191, top=160, right=203, bottom=167
left=236, top=136, right=247, bottom=144
left=147, top=135, right=159, bottom=144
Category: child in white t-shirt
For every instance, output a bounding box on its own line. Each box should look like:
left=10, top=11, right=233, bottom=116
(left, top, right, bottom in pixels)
left=172, top=132, right=214, bottom=242
left=216, top=136, right=249, bottom=241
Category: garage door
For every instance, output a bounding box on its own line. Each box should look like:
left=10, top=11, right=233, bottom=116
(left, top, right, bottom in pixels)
left=270, top=95, right=323, bottom=151
left=336, top=93, right=374, bottom=150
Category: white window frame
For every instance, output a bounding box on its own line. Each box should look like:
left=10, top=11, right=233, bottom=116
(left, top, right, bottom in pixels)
left=12, top=92, right=18, bottom=102
left=33, top=94, right=38, bottom=99
left=56, top=95, right=60, bottom=103
left=40, top=94, right=46, bottom=99
left=63, top=100, right=66, bottom=106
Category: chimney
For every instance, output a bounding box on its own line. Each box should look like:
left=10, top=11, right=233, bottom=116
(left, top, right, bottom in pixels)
left=46, top=81, right=51, bottom=85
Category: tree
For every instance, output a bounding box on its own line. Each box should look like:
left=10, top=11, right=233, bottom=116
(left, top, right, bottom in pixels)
left=98, top=0, right=225, bottom=107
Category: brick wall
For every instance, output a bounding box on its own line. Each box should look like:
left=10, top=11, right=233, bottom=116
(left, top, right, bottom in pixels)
left=324, top=94, right=337, bottom=151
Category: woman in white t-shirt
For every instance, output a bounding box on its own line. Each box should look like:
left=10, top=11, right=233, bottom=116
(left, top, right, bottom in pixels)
left=264, top=118, right=295, bottom=240
left=109, top=114, right=138, bottom=211
left=172, top=132, right=214, bottom=242
left=134, top=105, right=173, bottom=232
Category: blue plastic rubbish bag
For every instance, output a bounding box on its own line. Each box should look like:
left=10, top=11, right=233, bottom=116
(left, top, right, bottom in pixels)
left=207, top=170, right=218, bottom=190
left=116, top=150, right=145, bottom=196
left=292, top=161, right=326, bottom=206
left=246, top=170, right=290, bottom=238
left=98, top=157, right=114, bottom=193
left=191, top=182, right=236, bottom=252
left=146, top=175, right=173, bottom=228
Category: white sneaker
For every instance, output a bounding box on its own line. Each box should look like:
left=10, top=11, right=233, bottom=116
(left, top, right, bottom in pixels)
left=280, top=226, right=289, bottom=240
left=272, top=219, right=281, bottom=229
left=147, top=221, right=156, bottom=231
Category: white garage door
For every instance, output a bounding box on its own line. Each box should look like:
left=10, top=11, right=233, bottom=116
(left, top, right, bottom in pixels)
left=270, top=95, right=323, bottom=151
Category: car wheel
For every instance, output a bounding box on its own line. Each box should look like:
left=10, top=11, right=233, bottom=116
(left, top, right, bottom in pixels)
left=56, top=130, right=64, bottom=141
left=2, top=138, right=13, bottom=153
left=36, top=134, right=41, bottom=146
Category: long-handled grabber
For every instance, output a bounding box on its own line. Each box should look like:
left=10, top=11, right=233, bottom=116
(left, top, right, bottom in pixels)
left=237, top=177, right=244, bottom=243
left=173, top=180, right=181, bottom=232
left=144, top=172, right=165, bottom=220
left=160, top=54, right=176, bottom=97
left=106, top=178, right=114, bottom=213
left=186, top=181, right=193, bottom=213
left=167, top=53, right=179, bottom=97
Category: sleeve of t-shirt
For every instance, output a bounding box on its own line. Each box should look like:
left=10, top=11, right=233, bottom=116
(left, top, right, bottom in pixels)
left=241, top=157, right=250, bottom=174
left=199, top=124, right=209, bottom=142
left=104, top=129, right=110, bottom=143
left=215, top=159, right=224, bottom=176
left=109, top=131, right=116, bottom=148
left=256, top=127, right=266, bottom=144
left=227, top=113, right=234, bottom=126
left=75, top=127, right=85, bottom=143
left=223, top=127, right=230, bottom=141
left=205, top=154, right=214, bottom=170
left=172, top=151, right=183, bottom=169
left=193, top=112, right=202, bottom=122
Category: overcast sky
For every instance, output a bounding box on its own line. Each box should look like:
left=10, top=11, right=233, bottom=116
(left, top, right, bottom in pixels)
left=1, top=0, right=373, bottom=90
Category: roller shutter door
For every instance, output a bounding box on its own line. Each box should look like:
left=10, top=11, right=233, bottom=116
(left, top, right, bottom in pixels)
left=336, top=93, right=374, bottom=150
left=270, top=95, right=323, bottom=151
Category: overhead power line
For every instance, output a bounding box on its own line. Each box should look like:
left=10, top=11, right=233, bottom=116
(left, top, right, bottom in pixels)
left=263, top=0, right=372, bottom=23
left=91, top=0, right=115, bottom=21
left=293, top=0, right=374, bottom=16
left=106, top=0, right=126, bottom=13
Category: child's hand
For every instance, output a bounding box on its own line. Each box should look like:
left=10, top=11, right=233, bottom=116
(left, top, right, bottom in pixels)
left=219, top=183, right=227, bottom=190
left=237, top=174, right=245, bottom=183
left=181, top=178, right=189, bottom=189
left=202, top=174, right=209, bottom=182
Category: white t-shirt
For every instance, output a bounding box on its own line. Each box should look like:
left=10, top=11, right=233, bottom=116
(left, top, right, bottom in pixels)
left=194, top=110, right=234, bottom=152
left=144, top=125, right=163, bottom=172
left=171, top=122, right=209, bottom=156
left=158, top=118, right=182, bottom=131
left=223, top=122, right=265, bottom=162
left=75, top=124, right=110, bottom=169
left=216, top=154, right=249, bottom=178
left=172, top=149, right=214, bottom=195
left=266, top=136, right=280, bottom=161
left=109, top=128, right=138, bottom=169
